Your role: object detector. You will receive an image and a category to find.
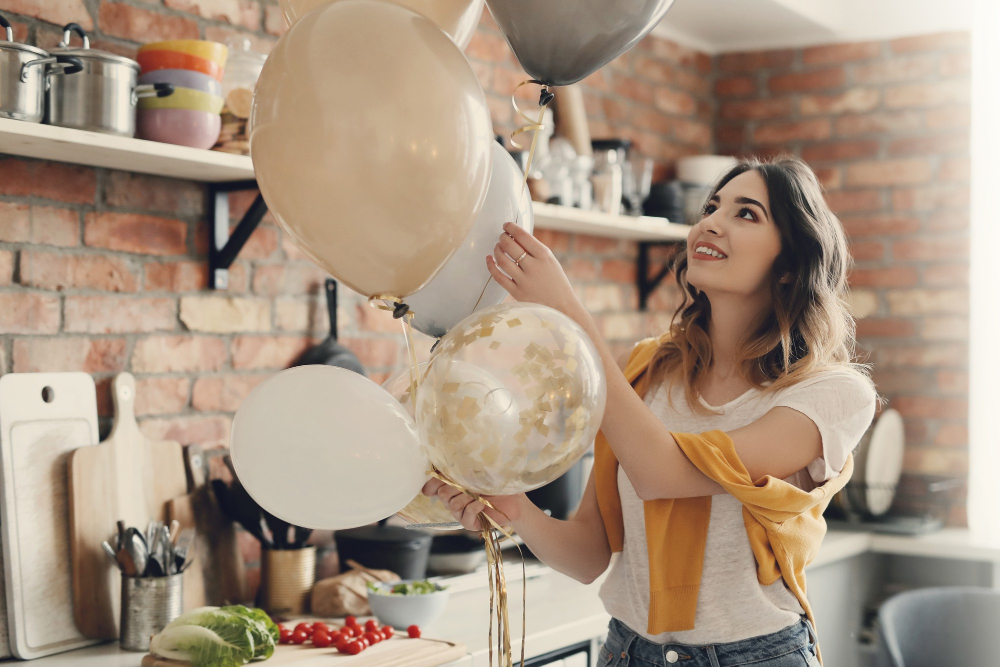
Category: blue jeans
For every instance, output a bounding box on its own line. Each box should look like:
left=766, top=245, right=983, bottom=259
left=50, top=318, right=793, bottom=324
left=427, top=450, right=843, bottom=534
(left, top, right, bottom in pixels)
left=597, top=617, right=821, bottom=667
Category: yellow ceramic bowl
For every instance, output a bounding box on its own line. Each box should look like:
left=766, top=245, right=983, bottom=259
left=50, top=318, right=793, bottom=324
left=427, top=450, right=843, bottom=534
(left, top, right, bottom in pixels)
left=138, top=86, right=224, bottom=114
left=139, top=40, right=228, bottom=67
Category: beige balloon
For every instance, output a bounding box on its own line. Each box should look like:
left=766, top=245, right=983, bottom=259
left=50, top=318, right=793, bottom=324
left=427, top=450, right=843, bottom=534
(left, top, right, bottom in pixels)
left=280, top=0, right=485, bottom=51
left=251, top=0, right=493, bottom=298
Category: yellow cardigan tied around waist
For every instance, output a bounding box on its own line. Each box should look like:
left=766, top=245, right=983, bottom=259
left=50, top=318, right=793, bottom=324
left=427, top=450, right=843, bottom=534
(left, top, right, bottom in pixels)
left=594, top=337, right=851, bottom=662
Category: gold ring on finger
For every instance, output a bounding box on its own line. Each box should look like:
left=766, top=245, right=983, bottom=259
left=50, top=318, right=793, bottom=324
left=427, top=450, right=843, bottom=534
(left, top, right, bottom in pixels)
left=515, top=250, right=527, bottom=265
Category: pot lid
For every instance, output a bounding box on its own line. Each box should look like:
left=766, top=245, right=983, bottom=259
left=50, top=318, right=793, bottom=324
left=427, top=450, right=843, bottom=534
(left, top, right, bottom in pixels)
left=51, top=22, right=138, bottom=70
left=0, top=39, right=48, bottom=58
left=0, top=18, right=48, bottom=58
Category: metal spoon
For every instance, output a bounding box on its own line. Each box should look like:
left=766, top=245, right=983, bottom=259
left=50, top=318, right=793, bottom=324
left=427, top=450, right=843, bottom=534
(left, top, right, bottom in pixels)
left=102, top=541, right=118, bottom=564
left=128, top=529, right=148, bottom=577
left=173, top=528, right=195, bottom=573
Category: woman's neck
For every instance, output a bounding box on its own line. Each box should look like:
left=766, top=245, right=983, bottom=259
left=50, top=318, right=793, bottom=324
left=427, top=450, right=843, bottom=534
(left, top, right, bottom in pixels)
left=704, top=291, right=770, bottom=380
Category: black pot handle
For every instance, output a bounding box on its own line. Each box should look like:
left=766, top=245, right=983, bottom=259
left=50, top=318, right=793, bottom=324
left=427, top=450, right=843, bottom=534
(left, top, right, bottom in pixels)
left=60, top=22, right=89, bottom=49
left=154, top=82, right=174, bottom=98
left=0, top=13, right=13, bottom=43
left=55, top=55, right=84, bottom=75
left=325, top=278, right=338, bottom=339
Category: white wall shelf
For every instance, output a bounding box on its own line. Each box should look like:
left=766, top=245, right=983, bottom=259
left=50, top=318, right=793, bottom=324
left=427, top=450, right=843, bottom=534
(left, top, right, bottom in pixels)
left=532, top=202, right=689, bottom=242
left=0, top=117, right=688, bottom=242
left=0, top=118, right=685, bottom=305
left=0, top=117, right=254, bottom=182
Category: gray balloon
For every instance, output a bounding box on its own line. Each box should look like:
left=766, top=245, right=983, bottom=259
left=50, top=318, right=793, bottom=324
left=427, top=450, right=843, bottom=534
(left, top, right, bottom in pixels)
left=485, top=0, right=677, bottom=86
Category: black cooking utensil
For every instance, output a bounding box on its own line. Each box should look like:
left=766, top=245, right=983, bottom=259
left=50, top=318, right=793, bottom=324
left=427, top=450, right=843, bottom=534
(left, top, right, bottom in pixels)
left=293, top=525, right=313, bottom=549
left=213, top=478, right=264, bottom=542
left=291, top=278, right=365, bottom=374
left=215, top=454, right=312, bottom=549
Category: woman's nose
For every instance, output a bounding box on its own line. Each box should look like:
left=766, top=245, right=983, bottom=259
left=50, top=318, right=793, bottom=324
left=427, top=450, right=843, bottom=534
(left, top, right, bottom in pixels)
left=699, top=214, right=722, bottom=236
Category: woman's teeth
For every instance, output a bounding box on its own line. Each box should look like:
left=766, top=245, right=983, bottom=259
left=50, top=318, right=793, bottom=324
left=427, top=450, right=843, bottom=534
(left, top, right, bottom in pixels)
left=696, top=247, right=726, bottom=258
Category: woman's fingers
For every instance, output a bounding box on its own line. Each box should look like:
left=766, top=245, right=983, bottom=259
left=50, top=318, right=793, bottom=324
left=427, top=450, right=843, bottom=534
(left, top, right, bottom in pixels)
left=432, top=482, right=490, bottom=532
left=486, top=255, right=516, bottom=285
left=503, top=222, right=547, bottom=256
left=498, top=232, right=527, bottom=262
left=493, top=243, right=522, bottom=278
left=460, top=500, right=486, bottom=531
left=422, top=478, right=444, bottom=497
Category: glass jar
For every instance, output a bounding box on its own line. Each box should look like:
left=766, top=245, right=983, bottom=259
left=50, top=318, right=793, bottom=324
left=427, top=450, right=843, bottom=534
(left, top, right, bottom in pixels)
left=215, top=38, right=266, bottom=154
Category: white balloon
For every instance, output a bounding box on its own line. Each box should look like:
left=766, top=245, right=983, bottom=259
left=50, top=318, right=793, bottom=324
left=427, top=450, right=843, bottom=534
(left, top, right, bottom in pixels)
left=405, top=143, right=534, bottom=337
left=231, top=366, right=429, bottom=530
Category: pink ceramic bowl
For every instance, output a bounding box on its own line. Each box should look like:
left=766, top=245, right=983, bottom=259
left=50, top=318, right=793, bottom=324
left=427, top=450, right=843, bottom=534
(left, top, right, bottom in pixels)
left=137, top=108, right=221, bottom=149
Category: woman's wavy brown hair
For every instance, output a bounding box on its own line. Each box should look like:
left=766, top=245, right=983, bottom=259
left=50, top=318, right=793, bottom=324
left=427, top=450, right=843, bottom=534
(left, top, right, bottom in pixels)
left=647, top=155, right=875, bottom=413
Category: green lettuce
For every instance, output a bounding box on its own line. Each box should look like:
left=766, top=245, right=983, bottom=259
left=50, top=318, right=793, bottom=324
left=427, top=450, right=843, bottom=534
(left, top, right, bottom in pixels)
left=151, top=605, right=279, bottom=665
left=222, top=606, right=278, bottom=658
left=149, top=624, right=254, bottom=667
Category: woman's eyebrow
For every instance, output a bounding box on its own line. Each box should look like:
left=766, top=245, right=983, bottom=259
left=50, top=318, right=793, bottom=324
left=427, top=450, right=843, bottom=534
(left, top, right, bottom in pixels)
left=734, top=196, right=769, bottom=220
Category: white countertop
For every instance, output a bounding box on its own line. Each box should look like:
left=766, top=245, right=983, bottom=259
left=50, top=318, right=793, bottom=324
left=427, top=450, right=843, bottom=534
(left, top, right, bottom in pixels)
left=9, top=528, right=1000, bottom=665
left=4, top=566, right=609, bottom=667
left=811, top=528, right=1000, bottom=569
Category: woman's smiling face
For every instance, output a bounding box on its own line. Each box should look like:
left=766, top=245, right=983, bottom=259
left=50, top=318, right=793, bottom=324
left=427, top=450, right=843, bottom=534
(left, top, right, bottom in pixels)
left=685, top=170, right=785, bottom=299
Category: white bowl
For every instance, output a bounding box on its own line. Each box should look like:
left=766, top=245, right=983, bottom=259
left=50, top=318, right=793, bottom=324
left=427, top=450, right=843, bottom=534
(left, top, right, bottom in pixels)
left=677, top=155, right=738, bottom=187
left=367, top=580, right=450, bottom=629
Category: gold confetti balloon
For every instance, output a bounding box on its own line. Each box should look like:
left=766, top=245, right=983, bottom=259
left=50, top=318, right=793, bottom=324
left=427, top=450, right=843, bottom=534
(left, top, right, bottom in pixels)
left=383, top=365, right=461, bottom=528
left=416, top=303, right=606, bottom=495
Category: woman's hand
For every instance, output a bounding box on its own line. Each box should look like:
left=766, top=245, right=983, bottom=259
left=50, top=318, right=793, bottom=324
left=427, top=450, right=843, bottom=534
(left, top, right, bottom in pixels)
left=422, top=478, right=526, bottom=532
left=486, top=222, right=585, bottom=319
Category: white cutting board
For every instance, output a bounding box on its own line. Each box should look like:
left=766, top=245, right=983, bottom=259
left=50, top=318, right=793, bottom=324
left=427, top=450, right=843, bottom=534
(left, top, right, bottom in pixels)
left=0, top=373, right=102, bottom=659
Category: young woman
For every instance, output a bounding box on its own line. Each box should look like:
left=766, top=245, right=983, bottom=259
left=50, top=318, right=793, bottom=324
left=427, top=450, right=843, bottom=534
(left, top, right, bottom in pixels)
left=422, top=156, right=878, bottom=667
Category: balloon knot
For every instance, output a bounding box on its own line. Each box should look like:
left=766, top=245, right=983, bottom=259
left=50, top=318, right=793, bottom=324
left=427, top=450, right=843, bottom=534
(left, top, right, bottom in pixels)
left=392, top=302, right=410, bottom=319
left=539, top=88, right=554, bottom=107
left=429, top=338, right=441, bottom=354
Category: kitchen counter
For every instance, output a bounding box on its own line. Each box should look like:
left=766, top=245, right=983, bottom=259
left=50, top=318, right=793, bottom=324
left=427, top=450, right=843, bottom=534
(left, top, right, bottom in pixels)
left=3, top=566, right=610, bottom=667
left=811, top=527, right=1000, bottom=569
left=7, top=528, right=999, bottom=666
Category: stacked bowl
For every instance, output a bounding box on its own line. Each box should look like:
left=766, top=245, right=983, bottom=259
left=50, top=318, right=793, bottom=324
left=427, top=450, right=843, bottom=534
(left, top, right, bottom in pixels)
left=136, top=40, right=227, bottom=149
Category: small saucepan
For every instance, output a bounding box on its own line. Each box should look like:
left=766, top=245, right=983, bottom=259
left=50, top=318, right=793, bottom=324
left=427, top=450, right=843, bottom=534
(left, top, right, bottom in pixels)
left=46, top=23, right=174, bottom=137
left=0, top=13, right=82, bottom=123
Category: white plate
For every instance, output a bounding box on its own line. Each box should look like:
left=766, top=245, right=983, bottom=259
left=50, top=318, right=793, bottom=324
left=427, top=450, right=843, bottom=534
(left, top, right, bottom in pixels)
left=864, top=408, right=905, bottom=516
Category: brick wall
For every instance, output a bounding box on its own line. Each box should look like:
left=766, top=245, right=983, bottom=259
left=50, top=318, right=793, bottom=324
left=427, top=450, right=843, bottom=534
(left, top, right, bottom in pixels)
left=0, top=0, right=973, bottom=590
left=714, top=34, right=972, bottom=523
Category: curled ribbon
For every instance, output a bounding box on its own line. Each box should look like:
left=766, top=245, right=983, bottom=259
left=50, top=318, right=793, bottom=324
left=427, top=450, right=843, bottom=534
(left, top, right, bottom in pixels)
left=471, top=80, right=554, bottom=313
left=427, top=466, right=527, bottom=667
left=368, top=295, right=421, bottom=399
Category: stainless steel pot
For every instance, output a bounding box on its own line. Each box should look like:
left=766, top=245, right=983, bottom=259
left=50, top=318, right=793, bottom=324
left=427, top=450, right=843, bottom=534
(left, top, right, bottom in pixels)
left=46, top=23, right=172, bottom=136
left=0, top=14, right=82, bottom=122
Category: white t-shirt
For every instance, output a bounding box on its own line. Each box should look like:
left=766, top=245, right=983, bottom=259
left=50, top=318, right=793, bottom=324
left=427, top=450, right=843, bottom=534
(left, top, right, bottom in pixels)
left=598, top=369, right=877, bottom=644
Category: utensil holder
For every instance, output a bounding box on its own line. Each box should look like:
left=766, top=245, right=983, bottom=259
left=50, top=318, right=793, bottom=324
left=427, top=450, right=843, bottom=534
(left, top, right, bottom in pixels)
left=120, top=574, right=183, bottom=651
left=258, top=546, right=316, bottom=617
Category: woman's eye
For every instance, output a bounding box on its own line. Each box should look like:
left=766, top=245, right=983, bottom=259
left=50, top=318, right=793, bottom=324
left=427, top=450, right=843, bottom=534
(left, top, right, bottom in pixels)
left=738, top=207, right=757, bottom=221
left=702, top=204, right=717, bottom=216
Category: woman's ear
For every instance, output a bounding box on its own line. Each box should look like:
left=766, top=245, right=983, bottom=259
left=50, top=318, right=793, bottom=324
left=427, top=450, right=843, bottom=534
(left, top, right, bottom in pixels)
left=778, top=272, right=793, bottom=284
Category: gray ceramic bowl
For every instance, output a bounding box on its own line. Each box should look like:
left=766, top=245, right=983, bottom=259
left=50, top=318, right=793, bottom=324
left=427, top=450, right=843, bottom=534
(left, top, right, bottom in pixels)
left=138, top=68, right=222, bottom=97
left=367, top=581, right=450, bottom=630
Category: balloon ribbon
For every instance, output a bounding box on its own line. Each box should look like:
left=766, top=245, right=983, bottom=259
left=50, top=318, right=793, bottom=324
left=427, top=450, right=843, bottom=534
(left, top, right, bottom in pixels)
left=471, top=81, right=554, bottom=313
left=427, top=467, right=527, bottom=667
left=367, top=295, right=420, bottom=399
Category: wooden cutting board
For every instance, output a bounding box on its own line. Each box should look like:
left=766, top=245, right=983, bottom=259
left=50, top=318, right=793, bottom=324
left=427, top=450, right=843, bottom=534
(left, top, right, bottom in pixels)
left=0, top=372, right=102, bottom=659
left=167, top=444, right=248, bottom=609
left=68, top=372, right=189, bottom=639
left=140, top=636, right=467, bottom=667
